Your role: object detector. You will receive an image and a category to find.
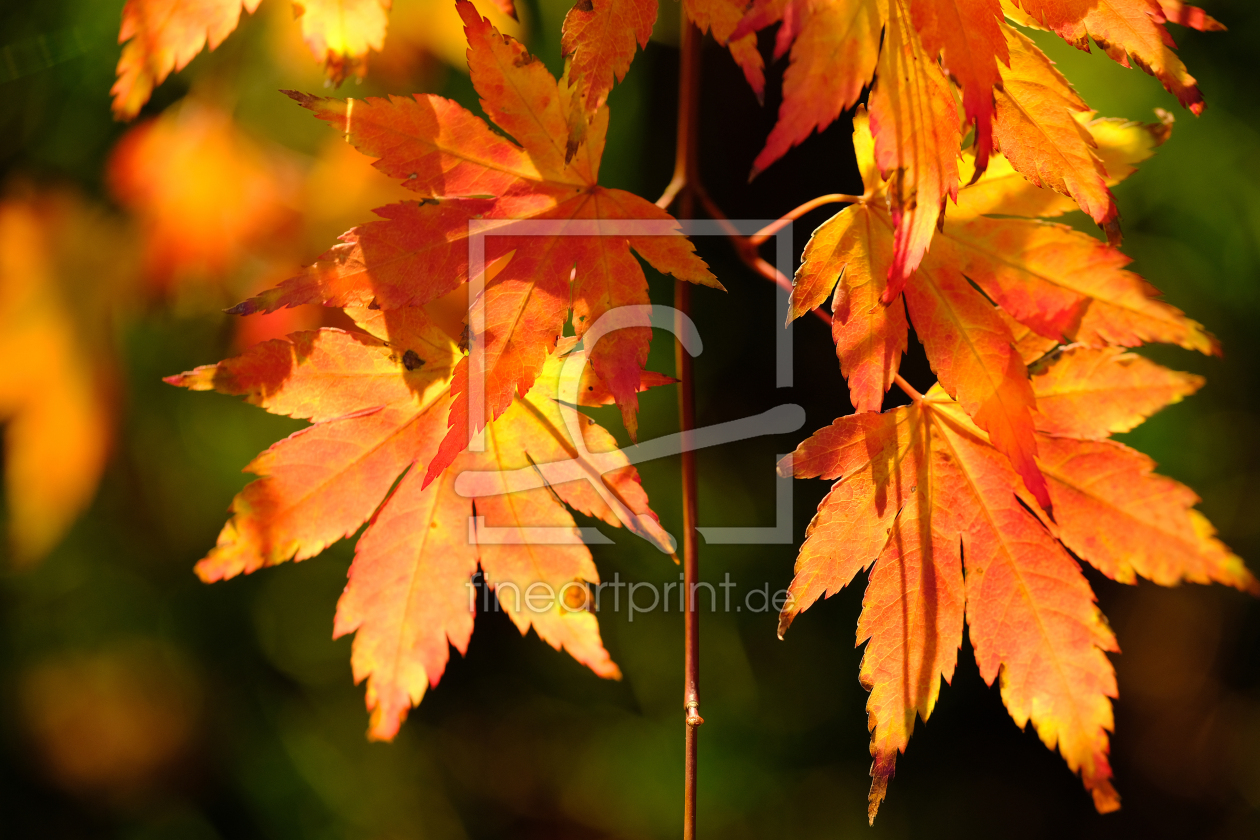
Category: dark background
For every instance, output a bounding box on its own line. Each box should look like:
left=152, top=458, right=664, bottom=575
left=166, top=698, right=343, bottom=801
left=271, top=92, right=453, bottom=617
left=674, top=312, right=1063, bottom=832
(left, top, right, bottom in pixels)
left=2, top=0, right=1259, bottom=837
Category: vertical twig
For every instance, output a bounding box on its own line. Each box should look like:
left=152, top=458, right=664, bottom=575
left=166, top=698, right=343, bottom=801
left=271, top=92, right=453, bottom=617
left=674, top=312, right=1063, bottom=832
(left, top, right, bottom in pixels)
left=668, top=11, right=705, bottom=840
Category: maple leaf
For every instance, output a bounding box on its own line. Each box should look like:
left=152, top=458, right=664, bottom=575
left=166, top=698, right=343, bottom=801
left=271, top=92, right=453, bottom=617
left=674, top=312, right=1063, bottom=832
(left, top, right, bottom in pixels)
left=167, top=305, right=673, bottom=738
left=561, top=0, right=657, bottom=153
left=788, top=109, right=1212, bottom=507
left=0, top=188, right=135, bottom=563
left=910, top=0, right=1007, bottom=173
left=111, top=0, right=401, bottom=120
left=732, top=0, right=882, bottom=179
left=235, top=0, right=717, bottom=469
left=293, top=0, right=393, bottom=84
left=683, top=0, right=767, bottom=100
left=779, top=345, right=1257, bottom=822
left=867, top=0, right=962, bottom=288
left=1009, top=0, right=1207, bottom=114
left=107, top=101, right=301, bottom=288
left=993, top=23, right=1123, bottom=240
left=111, top=0, right=262, bottom=120
left=733, top=0, right=1219, bottom=268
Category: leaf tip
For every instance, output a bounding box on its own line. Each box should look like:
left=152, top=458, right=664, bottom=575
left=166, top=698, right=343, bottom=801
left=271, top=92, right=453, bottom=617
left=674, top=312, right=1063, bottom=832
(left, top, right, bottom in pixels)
left=775, top=609, right=795, bottom=639
left=1090, top=779, right=1121, bottom=814
left=867, top=755, right=895, bottom=825
left=282, top=89, right=319, bottom=110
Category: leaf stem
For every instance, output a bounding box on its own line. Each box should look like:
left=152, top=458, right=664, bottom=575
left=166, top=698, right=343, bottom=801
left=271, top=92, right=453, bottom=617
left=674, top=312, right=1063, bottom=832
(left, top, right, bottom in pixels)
left=893, top=373, right=924, bottom=402
left=747, top=194, right=863, bottom=247
left=706, top=196, right=926, bottom=406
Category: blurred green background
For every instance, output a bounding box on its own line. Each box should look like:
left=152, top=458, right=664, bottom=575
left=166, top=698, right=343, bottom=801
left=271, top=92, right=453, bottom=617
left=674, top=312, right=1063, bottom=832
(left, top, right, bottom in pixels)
left=2, top=0, right=1260, bottom=838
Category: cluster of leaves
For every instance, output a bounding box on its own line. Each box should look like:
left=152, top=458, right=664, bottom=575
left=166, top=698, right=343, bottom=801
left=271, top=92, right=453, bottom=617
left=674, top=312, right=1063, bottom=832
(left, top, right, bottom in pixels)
left=113, top=0, right=1254, bottom=824
left=780, top=108, right=1253, bottom=820
left=168, top=0, right=713, bottom=740
left=110, top=0, right=523, bottom=119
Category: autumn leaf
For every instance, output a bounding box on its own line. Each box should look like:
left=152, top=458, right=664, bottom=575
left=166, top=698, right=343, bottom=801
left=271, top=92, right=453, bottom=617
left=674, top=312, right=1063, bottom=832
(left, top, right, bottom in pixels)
left=0, top=188, right=134, bottom=563
left=730, top=0, right=1216, bottom=255
left=780, top=346, right=1256, bottom=821
left=683, top=0, right=767, bottom=100
left=733, top=0, right=881, bottom=179
left=910, top=0, right=1007, bottom=173
left=107, top=101, right=301, bottom=288
left=167, top=305, right=672, bottom=738
left=293, top=0, right=392, bottom=84
left=1009, top=0, right=1205, bottom=114
left=1155, top=0, right=1225, bottom=32
left=787, top=109, right=1211, bottom=506
left=561, top=0, right=657, bottom=153
left=236, top=0, right=716, bottom=468
left=111, top=0, right=400, bottom=119
left=993, top=23, right=1121, bottom=239
left=868, top=0, right=961, bottom=287
left=112, top=0, right=262, bottom=120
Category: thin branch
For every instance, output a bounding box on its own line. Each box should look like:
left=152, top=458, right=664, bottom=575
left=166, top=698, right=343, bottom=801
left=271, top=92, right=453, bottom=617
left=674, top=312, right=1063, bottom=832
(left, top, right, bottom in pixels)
left=656, top=173, right=686, bottom=210
left=669, top=14, right=704, bottom=840
left=748, top=194, right=863, bottom=247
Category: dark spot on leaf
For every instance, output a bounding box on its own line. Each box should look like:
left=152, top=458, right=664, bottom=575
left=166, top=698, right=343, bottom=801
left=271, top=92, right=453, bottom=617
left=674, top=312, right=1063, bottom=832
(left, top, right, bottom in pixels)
left=403, top=350, right=424, bottom=371
left=368, top=299, right=380, bottom=310
left=459, top=325, right=471, bottom=353
left=574, top=0, right=593, bottom=11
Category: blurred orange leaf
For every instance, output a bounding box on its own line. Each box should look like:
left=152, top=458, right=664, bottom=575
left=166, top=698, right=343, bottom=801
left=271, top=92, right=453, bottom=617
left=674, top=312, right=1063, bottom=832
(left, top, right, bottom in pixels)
left=108, top=102, right=301, bottom=290
left=111, top=0, right=399, bottom=120
left=0, top=188, right=133, bottom=563
left=21, top=642, right=200, bottom=798
left=294, top=0, right=392, bottom=83
left=112, top=0, right=262, bottom=120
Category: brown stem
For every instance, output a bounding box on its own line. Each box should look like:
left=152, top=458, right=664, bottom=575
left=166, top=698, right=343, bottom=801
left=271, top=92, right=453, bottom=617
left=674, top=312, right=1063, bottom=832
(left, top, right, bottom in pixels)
left=692, top=183, right=928, bottom=408
left=747, top=193, right=863, bottom=247
left=666, top=13, right=705, bottom=840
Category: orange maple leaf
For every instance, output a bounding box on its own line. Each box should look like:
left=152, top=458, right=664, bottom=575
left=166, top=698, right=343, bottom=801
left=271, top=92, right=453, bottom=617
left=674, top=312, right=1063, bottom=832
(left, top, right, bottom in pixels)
left=780, top=346, right=1256, bottom=822
left=111, top=0, right=262, bottom=120
left=293, top=0, right=392, bottom=84
left=561, top=0, right=658, bottom=153
left=107, top=101, right=301, bottom=288
left=732, top=0, right=882, bottom=179
left=1010, top=0, right=1207, bottom=113
left=733, top=0, right=1220, bottom=275
left=168, top=305, right=673, bottom=739
left=993, top=23, right=1124, bottom=239
left=788, top=109, right=1211, bottom=508
left=682, top=0, right=767, bottom=99
left=0, top=188, right=135, bottom=563
left=111, top=0, right=400, bottom=120
left=910, top=0, right=1008, bottom=172
left=236, top=1, right=717, bottom=464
